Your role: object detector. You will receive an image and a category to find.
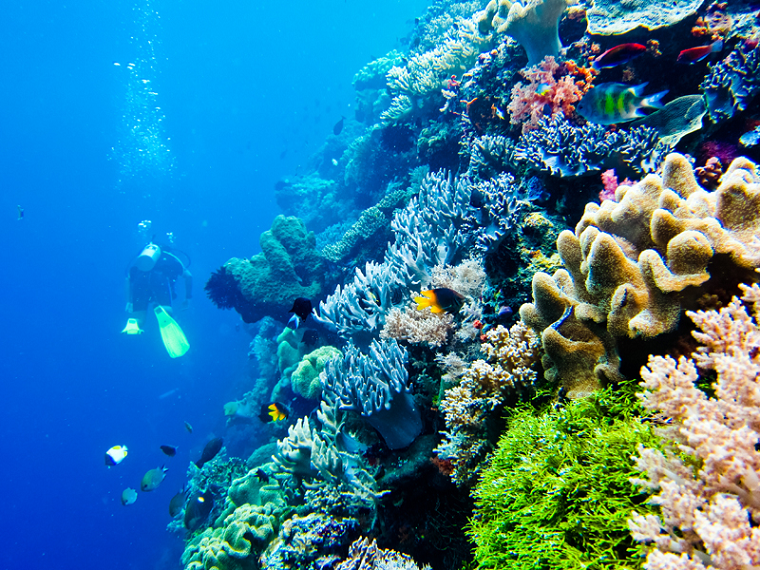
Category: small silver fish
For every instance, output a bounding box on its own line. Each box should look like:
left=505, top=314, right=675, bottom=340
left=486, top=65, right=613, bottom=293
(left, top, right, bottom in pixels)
left=121, top=488, right=138, bottom=506
left=141, top=466, right=168, bottom=491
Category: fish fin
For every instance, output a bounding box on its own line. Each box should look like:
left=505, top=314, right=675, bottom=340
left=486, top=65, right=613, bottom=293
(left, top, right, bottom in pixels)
left=631, top=82, right=649, bottom=97
left=286, top=314, right=300, bottom=330
left=430, top=305, right=445, bottom=314
left=641, top=89, right=668, bottom=110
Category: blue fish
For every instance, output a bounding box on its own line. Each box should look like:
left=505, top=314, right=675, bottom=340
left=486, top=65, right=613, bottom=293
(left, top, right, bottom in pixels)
left=576, top=82, right=667, bottom=125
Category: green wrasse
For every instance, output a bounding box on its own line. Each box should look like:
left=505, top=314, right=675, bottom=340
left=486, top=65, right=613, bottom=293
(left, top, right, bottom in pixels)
left=577, top=82, right=667, bottom=125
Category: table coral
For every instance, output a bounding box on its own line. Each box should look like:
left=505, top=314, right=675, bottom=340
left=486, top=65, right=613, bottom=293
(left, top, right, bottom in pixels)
left=520, top=153, right=760, bottom=398
left=478, top=0, right=569, bottom=66
left=586, top=0, right=703, bottom=36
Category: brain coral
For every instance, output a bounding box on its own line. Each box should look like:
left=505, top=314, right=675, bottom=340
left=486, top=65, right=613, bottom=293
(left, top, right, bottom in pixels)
left=520, top=153, right=760, bottom=399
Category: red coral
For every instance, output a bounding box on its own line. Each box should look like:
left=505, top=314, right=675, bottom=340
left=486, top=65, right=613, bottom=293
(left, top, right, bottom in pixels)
left=507, top=57, right=596, bottom=133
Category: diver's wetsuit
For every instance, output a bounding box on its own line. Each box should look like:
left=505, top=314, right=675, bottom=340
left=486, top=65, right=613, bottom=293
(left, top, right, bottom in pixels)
left=129, top=253, right=185, bottom=312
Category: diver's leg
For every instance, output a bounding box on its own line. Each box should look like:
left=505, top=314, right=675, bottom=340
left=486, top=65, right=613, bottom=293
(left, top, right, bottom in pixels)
left=133, top=309, right=147, bottom=326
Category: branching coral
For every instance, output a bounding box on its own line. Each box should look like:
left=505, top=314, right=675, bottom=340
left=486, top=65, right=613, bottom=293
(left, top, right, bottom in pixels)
left=628, top=283, right=760, bottom=570
left=335, top=537, right=431, bottom=570
left=513, top=114, right=664, bottom=177
left=435, top=322, right=540, bottom=485
left=381, top=307, right=455, bottom=348
left=320, top=339, right=422, bottom=450
left=382, top=15, right=490, bottom=122
left=520, top=153, right=760, bottom=398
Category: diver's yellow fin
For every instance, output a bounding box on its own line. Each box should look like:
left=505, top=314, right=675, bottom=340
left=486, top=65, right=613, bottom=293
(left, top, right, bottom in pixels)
left=122, top=318, right=143, bottom=335
left=154, top=306, right=189, bottom=358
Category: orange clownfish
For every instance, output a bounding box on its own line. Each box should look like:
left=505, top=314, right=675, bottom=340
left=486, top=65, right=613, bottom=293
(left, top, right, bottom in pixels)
left=414, top=288, right=464, bottom=314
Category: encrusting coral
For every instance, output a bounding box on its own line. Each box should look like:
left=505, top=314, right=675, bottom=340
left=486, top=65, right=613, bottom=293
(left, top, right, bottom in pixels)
left=628, top=282, right=760, bottom=570
left=290, top=346, right=342, bottom=400
left=520, top=153, right=760, bottom=398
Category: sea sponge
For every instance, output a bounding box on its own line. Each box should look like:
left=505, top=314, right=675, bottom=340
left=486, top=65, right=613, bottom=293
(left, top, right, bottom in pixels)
left=210, top=216, right=326, bottom=324
left=290, top=346, right=342, bottom=400
left=520, top=153, right=760, bottom=397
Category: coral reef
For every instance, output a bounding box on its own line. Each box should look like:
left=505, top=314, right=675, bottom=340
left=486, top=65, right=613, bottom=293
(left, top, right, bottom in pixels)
left=507, top=56, right=593, bottom=132
left=477, top=0, right=569, bottom=66
left=513, top=114, right=664, bottom=177
left=629, top=283, right=760, bottom=570
left=335, top=537, right=431, bottom=570
left=701, top=41, right=760, bottom=122
left=520, top=153, right=760, bottom=398
left=290, top=346, right=342, bottom=400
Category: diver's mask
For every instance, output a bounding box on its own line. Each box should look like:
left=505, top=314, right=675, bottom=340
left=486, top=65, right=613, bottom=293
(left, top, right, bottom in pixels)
left=136, top=243, right=162, bottom=271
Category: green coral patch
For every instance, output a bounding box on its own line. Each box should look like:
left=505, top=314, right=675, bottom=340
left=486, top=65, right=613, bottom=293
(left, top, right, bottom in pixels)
left=468, top=383, right=660, bottom=570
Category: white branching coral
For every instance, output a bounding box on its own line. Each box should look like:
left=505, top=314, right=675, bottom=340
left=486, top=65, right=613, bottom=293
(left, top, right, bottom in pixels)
left=381, top=307, right=454, bottom=347
left=628, top=283, right=760, bottom=570
left=435, top=321, right=540, bottom=485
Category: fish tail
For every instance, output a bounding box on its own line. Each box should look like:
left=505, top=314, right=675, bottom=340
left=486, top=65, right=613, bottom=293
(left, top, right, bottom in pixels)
left=710, top=39, right=723, bottom=53
left=641, top=89, right=668, bottom=110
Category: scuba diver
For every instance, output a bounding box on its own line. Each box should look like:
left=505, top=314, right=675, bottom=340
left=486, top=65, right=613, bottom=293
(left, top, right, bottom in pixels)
left=122, top=242, right=192, bottom=358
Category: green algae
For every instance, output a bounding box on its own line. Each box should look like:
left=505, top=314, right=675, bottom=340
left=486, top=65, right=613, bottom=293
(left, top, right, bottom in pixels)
left=468, top=381, right=660, bottom=570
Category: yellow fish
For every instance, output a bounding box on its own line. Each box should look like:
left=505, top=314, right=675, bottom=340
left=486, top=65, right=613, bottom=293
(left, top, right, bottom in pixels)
left=414, top=288, right=465, bottom=314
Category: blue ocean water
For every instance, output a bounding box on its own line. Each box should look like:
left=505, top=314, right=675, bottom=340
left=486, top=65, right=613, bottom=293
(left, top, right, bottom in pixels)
left=0, top=1, right=428, bottom=568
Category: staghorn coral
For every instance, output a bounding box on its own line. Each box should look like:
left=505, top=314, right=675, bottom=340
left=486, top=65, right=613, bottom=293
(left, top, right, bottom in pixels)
left=320, top=339, right=422, bottom=450
left=628, top=283, right=760, bottom=570
left=520, top=153, right=760, bottom=398
left=435, top=322, right=540, bottom=485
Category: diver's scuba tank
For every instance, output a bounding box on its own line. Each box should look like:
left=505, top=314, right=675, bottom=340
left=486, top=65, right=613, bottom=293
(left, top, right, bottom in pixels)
left=135, top=243, right=162, bottom=271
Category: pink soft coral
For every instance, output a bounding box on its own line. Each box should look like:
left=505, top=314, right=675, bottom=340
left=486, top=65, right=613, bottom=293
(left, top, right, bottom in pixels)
left=628, top=282, right=760, bottom=570
left=507, top=56, right=591, bottom=133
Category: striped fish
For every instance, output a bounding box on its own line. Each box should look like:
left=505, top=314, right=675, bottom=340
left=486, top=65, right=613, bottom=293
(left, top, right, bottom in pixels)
left=576, top=82, right=667, bottom=125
